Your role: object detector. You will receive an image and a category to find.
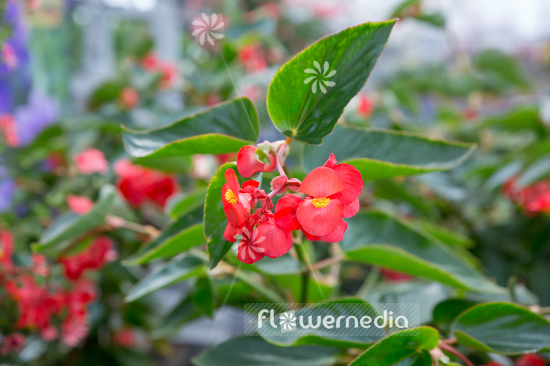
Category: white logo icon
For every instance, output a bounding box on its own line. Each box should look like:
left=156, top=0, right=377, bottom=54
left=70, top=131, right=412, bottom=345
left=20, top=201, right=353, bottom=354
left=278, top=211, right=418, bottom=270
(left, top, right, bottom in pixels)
left=192, top=13, right=225, bottom=46
left=304, top=61, right=336, bottom=94
left=279, top=311, right=297, bottom=332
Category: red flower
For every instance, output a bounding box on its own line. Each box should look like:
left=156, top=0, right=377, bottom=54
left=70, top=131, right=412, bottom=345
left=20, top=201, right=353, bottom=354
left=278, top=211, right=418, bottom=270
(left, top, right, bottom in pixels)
left=0, top=114, right=20, bottom=147
left=1, top=333, right=25, bottom=355
left=516, top=354, right=546, bottom=366
left=73, top=148, right=108, bottom=175
left=114, top=159, right=179, bottom=208
left=0, top=230, right=14, bottom=271
left=275, top=154, right=362, bottom=242
left=67, top=195, right=94, bottom=214
left=1, top=43, right=17, bottom=71
left=113, top=327, right=136, bottom=348
left=357, top=95, right=373, bottom=118
left=236, top=145, right=276, bottom=178
left=238, top=44, right=268, bottom=73
left=481, top=363, right=504, bottom=366
left=119, top=87, right=140, bottom=109
left=59, top=237, right=116, bottom=280
left=32, top=254, right=49, bottom=277
left=141, top=53, right=178, bottom=89
left=222, top=169, right=255, bottom=231
left=380, top=268, right=413, bottom=282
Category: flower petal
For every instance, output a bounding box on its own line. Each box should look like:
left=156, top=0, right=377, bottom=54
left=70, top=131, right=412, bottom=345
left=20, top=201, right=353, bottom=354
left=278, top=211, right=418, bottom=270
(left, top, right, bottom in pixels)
left=237, top=237, right=265, bottom=264
left=342, top=199, right=360, bottom=218
left=274, top=194, right=302, bottom=231
left=299, top=167, right=345, bottom=198
left=330, top=163, right=363, bottom=205
left=301, top=229, right=320, bottom=242
left=319, top=219, right=347, bottom=243
left=323, top=153, right=337, bottom=168
left=224, top=222, right=243, bottom=242
left=296, top=197, right=343, bottom=236
left=254, top=223, right=293, bottom=258
left=222, top=183, right=247, bottom=226
left=224, top=168, right=240, bottom=193
left=237, top=145, right=276, bottom=178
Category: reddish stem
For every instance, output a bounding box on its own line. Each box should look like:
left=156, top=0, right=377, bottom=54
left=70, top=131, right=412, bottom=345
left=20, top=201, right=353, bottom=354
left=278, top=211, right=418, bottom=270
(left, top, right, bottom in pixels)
left=438, top=342, right=474, bottom=366
left=276, top=143, right=288, bottom=177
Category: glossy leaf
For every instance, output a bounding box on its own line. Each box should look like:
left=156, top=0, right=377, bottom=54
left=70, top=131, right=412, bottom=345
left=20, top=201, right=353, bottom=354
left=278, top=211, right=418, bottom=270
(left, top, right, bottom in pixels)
left=192, top=274, right=215, bottom=318
left=204, top=162, right=241, bottom=269
left=193, top=336, right=340, bottom=366
left=33, top=185, right=116, bottom=255
left=451, top=302, right=550, bottom=354
left=122, top=97, right=260, bottom=158
left=124, top=255, right=204, bottom=302
left=342, top=211, right=501, bottom=293
left=166, top=190, right=207, bottom=219
left=267, top=20, right=395, bottom=144
left=303, top=126, right=476, bottom=179
left=349, top=326, right=439, bottom=366
left=123, top=206, right=204, bottom=266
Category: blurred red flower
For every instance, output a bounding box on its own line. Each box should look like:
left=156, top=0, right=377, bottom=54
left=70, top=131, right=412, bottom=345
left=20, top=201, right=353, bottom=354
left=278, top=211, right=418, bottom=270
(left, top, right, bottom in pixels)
left=67, top=195, right=94, bottom=215
left=73, top=148, right=108, bottom=175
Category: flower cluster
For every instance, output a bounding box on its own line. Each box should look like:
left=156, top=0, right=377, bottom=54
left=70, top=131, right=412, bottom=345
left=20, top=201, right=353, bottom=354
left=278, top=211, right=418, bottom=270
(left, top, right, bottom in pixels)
left=114, top=159, right=179, bottom=208
left=141, top=53, right=178, bottom=89
left=0, top=231, right=115, bottom=351
left=503, top=178, right=550, bottom=215
left=222, top=143, right=363, bottom=264
left=483, top=354, right=546, bottom=366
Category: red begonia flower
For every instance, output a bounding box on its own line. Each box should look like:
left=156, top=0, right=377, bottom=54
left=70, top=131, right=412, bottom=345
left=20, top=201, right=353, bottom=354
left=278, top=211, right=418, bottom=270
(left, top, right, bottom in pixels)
left=274, top=194, right=302, bottom=231
left=0, top=333, right=25, bottom=355
left=119, top=87, right=140, bottom=109
left=237, top=226, right=266, bottom=264
left=0, top=230, right=14, bottom=271
left=67, top=195, right=94, bottom=215
left=222, top=169, right=253, bottom=227
left=237, top=145, right=276, bottom=178
left=516, top=354, right=546, bottom=366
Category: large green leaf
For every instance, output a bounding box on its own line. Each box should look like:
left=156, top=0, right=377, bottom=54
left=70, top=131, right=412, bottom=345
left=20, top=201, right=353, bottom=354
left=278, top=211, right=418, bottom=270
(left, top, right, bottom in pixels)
left=166, top=190, right=207, bottom=219
left=267, top=20, right=395, bottom=144
left=258, top=298, right=383, bottom=348
left=342, top=211, right=501, bottom=293
left=124, top=255, right=204, bottom=302
left=303, top=126, right=475, bottom=179
left=123, top=206, right=204, bottom=266
left=204, top=162, right=240, bottom=269
left=122, top=97, right=260, bottom=158
left=349, top=326, right=439, bottom=366
left=193, top=336, right=340, bottom=366
left=33, top=185, right=116, bottom=255
left=451, top=302, right=550, bottom=354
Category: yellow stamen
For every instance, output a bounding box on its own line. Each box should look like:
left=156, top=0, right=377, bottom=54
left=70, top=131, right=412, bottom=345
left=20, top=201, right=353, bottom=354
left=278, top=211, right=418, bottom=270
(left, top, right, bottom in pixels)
left=311, top=197, right=330, bottom=208
left=225, top=189, right=238, bottom=204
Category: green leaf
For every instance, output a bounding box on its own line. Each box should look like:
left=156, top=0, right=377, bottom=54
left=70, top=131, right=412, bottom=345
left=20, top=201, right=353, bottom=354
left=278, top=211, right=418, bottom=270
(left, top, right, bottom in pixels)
left=475, top=50, right=531, bottom=91
left=124, top=255, right=204, bottom=302
left=122, top=97, right=260, bottom=158
left=192, top=274, right=215, bottom=318
left=33, top=185, right=116, bottom=255
left=123, top=206, right=205, bottom=266
left=193, top=336, right=340, bottom=366
left=342, top=211, right=502, bottom=293
left=166, top=190, right=207, bottom=219
left=258, top=298, right=381, bottom=348
left=267, top=20, right=395, bottom=144
left=204, top=162, right=240, bottom=269
left=303, top=126, right=476, bottom=179
left=451, top=302, right=550, bottom=354
left=432, top=299, right=478, bottom=334
left=481, top=106, right=543, bottom=133
left=349, top=326, right=439, bottom=366
left=152, top=296, right=201, bottom=339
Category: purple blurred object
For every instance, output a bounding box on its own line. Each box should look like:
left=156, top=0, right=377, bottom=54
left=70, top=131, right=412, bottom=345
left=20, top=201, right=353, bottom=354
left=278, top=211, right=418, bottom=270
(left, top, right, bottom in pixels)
left=14, top=91, right=58, bottom=146
left=0, top=166, right=16, bottom=213
left=1, top=0, right=29, bottom=76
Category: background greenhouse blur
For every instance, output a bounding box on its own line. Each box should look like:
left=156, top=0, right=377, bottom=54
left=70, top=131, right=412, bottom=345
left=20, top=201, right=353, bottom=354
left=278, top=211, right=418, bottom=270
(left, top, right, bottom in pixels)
left=1, top=0, right=550, bottom=365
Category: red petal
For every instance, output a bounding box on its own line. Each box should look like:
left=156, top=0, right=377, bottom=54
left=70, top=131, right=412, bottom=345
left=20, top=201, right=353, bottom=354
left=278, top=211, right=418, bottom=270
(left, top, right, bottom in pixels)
left=319, top=219, right=347, bottom=243
left=274, top=194, right=302, bottom=231
left=302, top=229, right=320, bottom=242
left=296, top=197, right=343, bottom=236
left=224, top=222, right=243, bottom=242
left=242, top=180, right=259, bottom=192
left=270, top=175, right=287, bottom=193
left=287, top=178, right=301, bottom=191
left=254, top=223, right=293, bottom=258
left=323, top=153, right=337, bottom=168
left=224, top=169, right=240, bottom=193
left=222, top=183, right=247, bottom=226
left=299, top=167, right=344, bottom=198
left=342, top=199, right=360, bottom=218
left=237, top=237, right=265, bottom=264
left=330, top=163, right=363, bottom=205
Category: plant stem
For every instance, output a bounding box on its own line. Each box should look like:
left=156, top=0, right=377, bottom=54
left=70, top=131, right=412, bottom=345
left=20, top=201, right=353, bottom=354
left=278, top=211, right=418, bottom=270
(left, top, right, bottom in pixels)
left=310, top=254, right=345, bottom=271
left=295, top=242, right=311, bottom=303
left=356, top=267, right=380, bottom=298
left=438, top=341, right=474, bottom=366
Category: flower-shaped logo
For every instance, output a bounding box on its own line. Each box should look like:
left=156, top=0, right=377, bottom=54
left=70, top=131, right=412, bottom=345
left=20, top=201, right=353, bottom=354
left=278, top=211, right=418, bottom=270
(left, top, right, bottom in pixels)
left=279, top=311, right=296, bottom=332
left=304, top=61, right=336, bottom=94
left=192, top=13, right=225, bottom=46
